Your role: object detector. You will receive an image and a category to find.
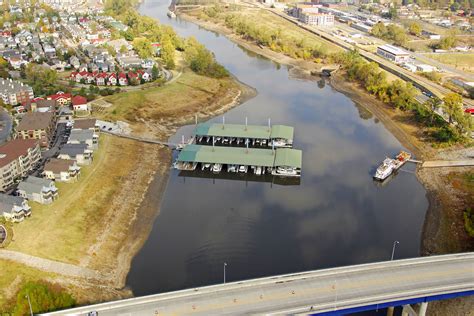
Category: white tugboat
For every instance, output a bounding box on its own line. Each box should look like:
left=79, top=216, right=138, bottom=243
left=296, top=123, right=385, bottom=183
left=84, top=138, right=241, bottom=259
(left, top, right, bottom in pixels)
left=374, top=158, right=395, bottom=181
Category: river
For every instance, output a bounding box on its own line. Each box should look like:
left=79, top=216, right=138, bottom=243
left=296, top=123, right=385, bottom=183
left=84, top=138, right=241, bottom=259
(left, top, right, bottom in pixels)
left=128, top=0, right=428, bottom=300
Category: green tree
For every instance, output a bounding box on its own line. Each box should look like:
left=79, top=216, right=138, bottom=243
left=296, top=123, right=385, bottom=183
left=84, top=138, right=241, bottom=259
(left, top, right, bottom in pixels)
left=25, top=63, right=58, bottom=95
left=442, top=93, right=463, bottom=123
left=424, top=97, right=442, bottom=124
left=151, top=64, right=160, bottom=79
left=132, top=37, right=153, bottom=59
left=161, top=36, right=175, bottom=69
left=13, top=281, right=75, bottom=315
left=408, top=22, right=422, bottom=36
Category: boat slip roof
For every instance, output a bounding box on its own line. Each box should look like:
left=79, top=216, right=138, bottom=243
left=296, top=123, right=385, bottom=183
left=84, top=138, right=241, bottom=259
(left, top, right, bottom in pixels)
left=194, top=123, right=294, bottom=140
left=177, top=145, right=302, bottom=168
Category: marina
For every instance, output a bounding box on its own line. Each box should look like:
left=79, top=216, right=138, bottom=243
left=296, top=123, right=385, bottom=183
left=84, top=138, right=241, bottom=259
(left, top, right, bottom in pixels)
left=174, top=144, right=302, bottom=177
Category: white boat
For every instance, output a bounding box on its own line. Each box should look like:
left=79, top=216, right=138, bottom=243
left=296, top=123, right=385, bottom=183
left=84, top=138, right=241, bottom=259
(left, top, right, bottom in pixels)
left=202, top=163, right=211, bottom=170
left=212, top=163, right=222, bottom=173
left=255, top=166, right=262, bottom=175
left=238, top=165, right=248, bottom=173
left=272, top=166, right=299, bottom=177
left=227, top=164, right=237, bottom=172
left=198, top=136, right=203, bottom=142
left=272, top=139, right=288, bottom=147
left=374, top=158, right=395, bottom=181
left=167, top=11, right=176, bottom=18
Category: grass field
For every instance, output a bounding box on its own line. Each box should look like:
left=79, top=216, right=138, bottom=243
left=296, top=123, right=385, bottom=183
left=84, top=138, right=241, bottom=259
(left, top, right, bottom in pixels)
left=0, top=260, right=57, bottom=309
left=99, top=69, right=240, bottom=125
left=426, top=53, right=474, bottom=74
left=8, top=135, right=154, bottom=265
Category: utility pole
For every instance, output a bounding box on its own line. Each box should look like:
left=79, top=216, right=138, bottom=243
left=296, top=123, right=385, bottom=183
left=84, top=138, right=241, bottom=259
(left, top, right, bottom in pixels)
left=224, top=262, right=227, bottom=284
left=391, top=240, right=400, bottom=261
left=25, top=294, right=33, bottom=316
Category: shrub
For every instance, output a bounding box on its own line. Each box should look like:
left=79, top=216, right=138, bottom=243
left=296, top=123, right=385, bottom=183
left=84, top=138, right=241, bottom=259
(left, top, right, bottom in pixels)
left=464, top=208, right=474, bottom=237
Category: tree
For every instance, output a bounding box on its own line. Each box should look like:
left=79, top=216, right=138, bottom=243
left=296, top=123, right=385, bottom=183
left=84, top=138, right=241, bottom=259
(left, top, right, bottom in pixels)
left=25, top=64, right=58, bottom=95
left=151, top=64, right=160, bottom=79
left=443, top=93, right=463, bottom=123
left=13, top=281, right=75, bottom=315
left=132, top=37, right=153, bottom=59
left=408, top=22, right=422, bottom=36
left=424, top=97, right=442, bottom=124
left=161, top=35, right=175, bottom=69
left=119, top=45, right=128, bottom=54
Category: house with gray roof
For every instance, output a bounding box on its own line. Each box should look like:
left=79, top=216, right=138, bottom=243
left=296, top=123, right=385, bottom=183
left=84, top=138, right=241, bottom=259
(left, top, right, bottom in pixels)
left=17, top=176, right=58, bottom=204
left=0, top=193, right=31, bottom=222
left=0, top=78, right=34, bottom=105
left=67, top=129, right=99, bottom=150
left=58, top=144, right=93, bottom=165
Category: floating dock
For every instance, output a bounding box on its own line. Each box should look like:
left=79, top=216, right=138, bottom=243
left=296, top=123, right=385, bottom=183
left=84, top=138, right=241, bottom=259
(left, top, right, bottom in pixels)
left=194, top=122, right=294, bottom=148
left=175, top=145, right=302, bottom=177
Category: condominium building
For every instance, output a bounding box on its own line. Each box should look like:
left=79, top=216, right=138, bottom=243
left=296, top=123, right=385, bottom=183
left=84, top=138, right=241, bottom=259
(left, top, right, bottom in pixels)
left=299, top=12, right=335, bottom=26
left=0, top=78, right=34, bottom=105
left=0, top=139, right=41, bottom=191
left=16, top=112, right=56, bottom=148
left=0, top=193, right=31, bottom=222
left=17, top=176, right=58, bottom=204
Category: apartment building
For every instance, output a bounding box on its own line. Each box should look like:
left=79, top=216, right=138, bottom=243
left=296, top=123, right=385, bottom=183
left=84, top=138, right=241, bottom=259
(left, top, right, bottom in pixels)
left=0, top=139, right=41, bottom=191
left=299, top=12, right=335, bottom=26
left=43, top=158, right=81, bottom=182
left=17, top=176, right=58, bottom=204
left=0, top=78, right=34, bottom=105
left=16, top=112, right=56, bottom=148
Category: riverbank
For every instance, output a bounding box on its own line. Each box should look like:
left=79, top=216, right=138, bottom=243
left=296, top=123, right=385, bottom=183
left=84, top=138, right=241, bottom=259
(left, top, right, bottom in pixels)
left=0, top=68, right=255, bottom=309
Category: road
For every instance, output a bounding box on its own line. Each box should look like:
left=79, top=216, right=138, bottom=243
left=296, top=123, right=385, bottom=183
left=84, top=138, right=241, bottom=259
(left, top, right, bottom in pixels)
left=0, top=108, right=12, bottom=145
left=412, top=52, right=474, bottom=82
left=49, top=253, right=474, bottom=315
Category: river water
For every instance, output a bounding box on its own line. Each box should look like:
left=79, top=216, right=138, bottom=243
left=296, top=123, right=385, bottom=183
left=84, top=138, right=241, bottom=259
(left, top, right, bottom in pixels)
left=128, top=0, right=428, bottom=298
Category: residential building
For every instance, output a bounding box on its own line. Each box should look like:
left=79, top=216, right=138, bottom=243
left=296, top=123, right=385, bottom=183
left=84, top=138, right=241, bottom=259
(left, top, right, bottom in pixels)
left=16, top=112, right=56, bottom=148
left=0, top=79, right=34, bottom=105
left=376, top=44, right=410, bottom=63
left=299, top=12, right=335, bottom=26
left=43, top=158, right=81, bottom=182
left=58, top=144, right=93, bottom=165
left=71, top=95, right=89, bottom=112
left=73, top=119, right=100, bottom=132
left=0, top=139, right=41, bottom=191
left=67, top=129, right=99, bottom=150
left=17, top=176, right=58, bottom=204
left=46, top=92, right=72, bottom=106
left=0, top=193, right=31, bottom=222
left=118, top=73, right=128, bottom=86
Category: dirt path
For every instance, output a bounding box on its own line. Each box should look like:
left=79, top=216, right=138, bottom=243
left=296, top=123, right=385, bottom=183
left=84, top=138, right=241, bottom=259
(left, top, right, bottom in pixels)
left=0, top=250, right=107, bottom=280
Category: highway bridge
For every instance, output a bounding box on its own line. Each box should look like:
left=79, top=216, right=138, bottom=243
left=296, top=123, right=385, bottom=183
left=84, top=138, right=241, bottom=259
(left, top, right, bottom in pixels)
left=50, top=253, right=474, bottom=315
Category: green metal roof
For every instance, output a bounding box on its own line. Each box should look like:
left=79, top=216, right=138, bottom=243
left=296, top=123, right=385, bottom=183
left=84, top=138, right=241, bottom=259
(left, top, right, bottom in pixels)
left=178, top=144, right=276, bottom=167
left=274, top=148, right=302, bottom=168
left=194, top=123, right=293, bottom=140
left=177, top=145, right=302, bottom=169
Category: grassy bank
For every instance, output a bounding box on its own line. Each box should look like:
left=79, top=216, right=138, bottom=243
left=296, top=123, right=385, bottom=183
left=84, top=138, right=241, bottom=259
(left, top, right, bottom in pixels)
left=97, top=69, right=245, bottom=137
left=426, top=53, right=474, bottom=74
left=182, top=5, right=342, bottom=62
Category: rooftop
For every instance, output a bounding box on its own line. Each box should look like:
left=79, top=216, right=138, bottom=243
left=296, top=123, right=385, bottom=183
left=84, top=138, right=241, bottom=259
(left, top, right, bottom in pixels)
left=378, top=44, right=410, bottom=56
left=69, top=129, right=96, bottom=142
left=59, top=144, right=89, bottom=156
left=0, top=78, right=32, bottom=94
left=44, top=158, right=77, bottom=173
left=0, top=139, right=38, bottom=168
left=177, top=145, right=302, bottom=168
left=194, top=123, right=294, bottom=140
left=17, top=112, right=54, bottom=131
left=73, top=119, right=97, bottom=130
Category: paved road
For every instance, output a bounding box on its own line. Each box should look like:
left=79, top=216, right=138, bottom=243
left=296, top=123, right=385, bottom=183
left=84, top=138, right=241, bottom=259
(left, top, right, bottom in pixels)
left=0, top=108, right=12, bottom=145
left=49, top=253, right=474, bottom=315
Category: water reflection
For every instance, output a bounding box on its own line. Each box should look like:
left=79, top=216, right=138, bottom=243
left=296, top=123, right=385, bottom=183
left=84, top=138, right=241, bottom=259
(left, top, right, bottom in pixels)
left=127, top=0, right=428, bottom=298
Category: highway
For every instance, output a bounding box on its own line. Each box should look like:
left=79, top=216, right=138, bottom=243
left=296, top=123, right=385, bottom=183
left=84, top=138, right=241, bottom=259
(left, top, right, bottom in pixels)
left=50, top=253, right=474, bottom=315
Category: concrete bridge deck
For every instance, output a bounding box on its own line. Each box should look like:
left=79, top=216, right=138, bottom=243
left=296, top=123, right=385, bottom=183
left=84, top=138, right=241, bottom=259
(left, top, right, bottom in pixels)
left=49, top=253, right=474, bottom=315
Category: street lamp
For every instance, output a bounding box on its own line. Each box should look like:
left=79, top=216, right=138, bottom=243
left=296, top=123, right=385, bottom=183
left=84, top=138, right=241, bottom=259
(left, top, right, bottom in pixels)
left=224, top=262, right=227, bottom=284
left=25, top=294, right=33, bottom=316
left=391, top=240, right=400, bottom=261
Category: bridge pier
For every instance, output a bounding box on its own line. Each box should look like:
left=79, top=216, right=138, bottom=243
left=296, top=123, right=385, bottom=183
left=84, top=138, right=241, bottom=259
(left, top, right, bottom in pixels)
left=401, top=302, right=428, bottom=316
left=386, top=306, right=394, bottom=316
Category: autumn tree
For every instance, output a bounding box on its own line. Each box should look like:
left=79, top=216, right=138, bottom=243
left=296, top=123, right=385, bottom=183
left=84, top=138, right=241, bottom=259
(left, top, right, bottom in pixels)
left=408, top=22, right=422, bottom=36
left=132, top=37, right=153, bottom=59
left=442, top=93, right=463, bottom=123
left=424, top=97, right=442, bottom=124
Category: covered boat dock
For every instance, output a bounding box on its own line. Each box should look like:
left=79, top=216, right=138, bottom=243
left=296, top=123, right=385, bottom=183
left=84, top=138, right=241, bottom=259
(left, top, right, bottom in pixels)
left=194, top=122, right=294, bottom=148
left=175, top=145, right=302, bottom=177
